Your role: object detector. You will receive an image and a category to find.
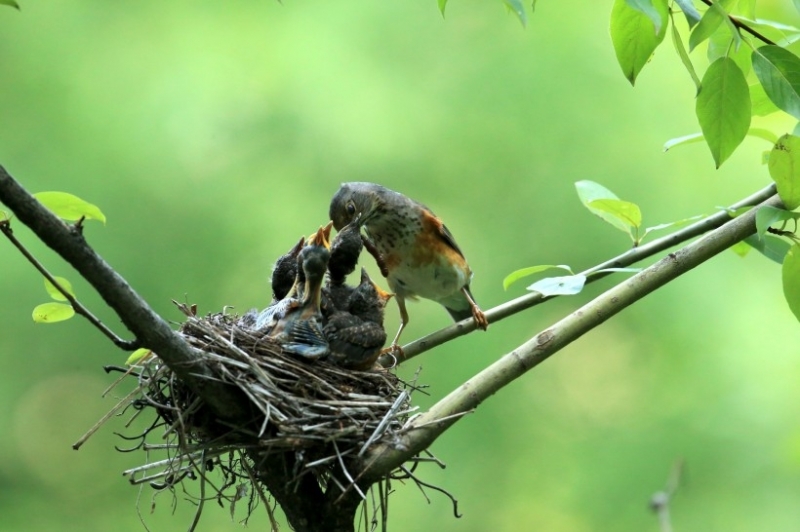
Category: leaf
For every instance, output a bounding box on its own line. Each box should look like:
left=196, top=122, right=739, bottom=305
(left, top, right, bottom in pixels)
left=44, top=276, right=76, bottom=301
left=671, top=16, right=701, bottom=91
left=735, top=18, right=800, bottom=47
left=0, top=0, right=20, bottom=9
left=755, top=205, right=800, bottom=236
left=783, top=244, right=800, bottom=322
left=707, top=29, right=750, bottom=76
left=587, top=199, right=643, bottom=231
left=696, top=57, right=751, bottom=168
left=34, top=191, right=107, bottom=224
left=688, top=2, right=726, bottom=51
left=610, top=0, right=668, bottom=85
left=126, top=348, right=153, bottom=366
left=750, top=82, right=781, bottom=116
left=32, top=302, right=75, bottom=323
left=640, top=214, right=705, bottom=239
left=624, top=0, right=664, bottom=33
left=674, top=0, right=701, bottom=28
left=730, top=240, right=752, bottom=257
left=663, top=132, right=704, bottom=152
left=752, top=45, right=800, bottom=120
left=744, top=234, right=791, bottom=264
left=503, top=264, right=574, bottom=290
left=768, top=134, right=800, bottom=209
left=575, top=180, right=634, bottom=234
left=527, top=274, right=587, bottom=297
left=503, top=0, right=527, bottom=27
left=438, top=0, right=447, bottom=15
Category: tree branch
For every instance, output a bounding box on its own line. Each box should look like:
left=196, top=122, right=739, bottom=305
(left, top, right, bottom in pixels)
left=697, top=0, right=776, bottom=46
left=390, top=183, right=776, bottom=364
left=0, top=165, right=249, bottom=421
left=361, top=191, right=782, bottom=479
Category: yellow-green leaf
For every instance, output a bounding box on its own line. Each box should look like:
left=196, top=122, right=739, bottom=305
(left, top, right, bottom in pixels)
left=44, top=276, right=76, bottom=301
left=588, top=199, right=643, bottom=230
left=126, top=348, right=153, bottom=366
left=32, top=302, right=75, bottom=323
left=768, top=134, right=800, bottom=209
left=503, top=264, right=574, bottom=290
left=34, top=191, right=107, bottom=224
left=610, top=0, right=668, bottom=85
left=782, top=244, right=800, bottom=322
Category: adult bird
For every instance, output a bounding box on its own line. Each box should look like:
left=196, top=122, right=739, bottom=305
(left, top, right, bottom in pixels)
left=329, top=182, right=487, bottom=351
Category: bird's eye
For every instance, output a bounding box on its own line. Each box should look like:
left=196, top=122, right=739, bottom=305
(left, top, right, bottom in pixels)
left=346, top=201, right=356, bottom=216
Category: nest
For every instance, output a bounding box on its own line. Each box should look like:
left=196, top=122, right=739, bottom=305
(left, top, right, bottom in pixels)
left=92, top=304, right=447, bottom=529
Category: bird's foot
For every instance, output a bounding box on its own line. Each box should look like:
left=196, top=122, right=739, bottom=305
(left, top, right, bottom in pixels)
left=471, top=305, right=489, bottom=331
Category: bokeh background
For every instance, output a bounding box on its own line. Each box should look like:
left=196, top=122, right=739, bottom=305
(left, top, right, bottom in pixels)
left=1, top=1, right=799, bottom=530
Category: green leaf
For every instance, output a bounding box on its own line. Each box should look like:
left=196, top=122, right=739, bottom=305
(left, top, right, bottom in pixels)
left=588, top=199, right=643, bottom=231
left=783, top=244, right=800, bottom=322
left=663, top=132, right=704, bottom=152
left=750, top=83, right=781, bottom=116
left=640, top=214, right=705, bottom=239
left=744, top=234, right=791, bottom=264
left=624, top=0, right=664, bottom=33
left=752, top=45, right=800, bottom=120
left=32, top=302, right=75, bottom=323
left=44, top=276, right=76, bottom=301
left=527, top=274, right=587, bottom=296
left=503, top=0, right=527, bottom=27
left=755, top=205, right=800, bottom=236
left=768, top=134, right=800, bottom=209
left=575, top=180, right=634, bottom=234
left=503, top=264, right=574, bottom=290
left=674, top=0, right=701, bottom=28
left=610, top=0, right=668, bottom=85
left=688, top=2, right=726, bottom=51
left=707, top=29, right=750, bottom=76
left=0, top=0, right=20, bottom=9
left=126, top=348, right=153, bottom=366
left=34, top=191, right=107, bottom=224
left=696, top=57, right=751, bottom=168
left=438, top=0, right=447, bottom=15
left=671, top=16, right=701, bottom=91
left=730, top=240, right=752, bottom=257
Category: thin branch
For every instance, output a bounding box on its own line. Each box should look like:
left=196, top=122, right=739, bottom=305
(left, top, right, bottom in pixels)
left=0, top=218, right=139, bottom=350
left=0, top=165, right=249, bottom=421
left=360, top=192, right=782, bottom=480
left=388, top=183, right=776, bottom=364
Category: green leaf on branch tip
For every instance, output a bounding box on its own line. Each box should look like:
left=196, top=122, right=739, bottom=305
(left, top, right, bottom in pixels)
left=768, top=134, right=800, bottom=209
left=126, top=348, right=153, bottom=366
left=696, top=57, right=751, bottom=168
left=503, top=0, right=527, bottom=27
left=32, top=302, right=75, bottom=323
left=575, top=181, right=641, bottom=235
left=744, top=234, right=791, bottom=264
left=33, top=192, right=107, bottom=224
left=588, top=199, right=642, bottom=233
left=438, top=0, right=447, bottom=15
left=610, top=0, right=668, bottom=85
left=755, top=205, right=800, bottom=237
left=688, top=2, right=726, bottom=51
left=782, top=244, right=800, bottom=323
left=527, top=274, right=587, bottom=297
left=0, top=0, right=20, bottom=9
left=44, top=276, right=76, bottom=302
left=752, top=46, right=800, bottom=121
left=503, top=264, right=574, bottom=290
left=624, top=0, right=664, bottom=34
left=663, top=132, right=704, bottom=152
left=671, top=18, right=701, bottom=91
left=673, top=0, right=700, bottom=28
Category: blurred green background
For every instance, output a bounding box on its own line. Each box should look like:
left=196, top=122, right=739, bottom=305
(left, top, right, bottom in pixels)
left=2, top=1, right=800, bottom=530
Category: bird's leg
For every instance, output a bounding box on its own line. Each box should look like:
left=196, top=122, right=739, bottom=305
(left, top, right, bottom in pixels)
left=382, top=295, right=408, bottom=358
left=461, top=286, right=488, bottom=330
left=361, top=234, right=389, bottom=278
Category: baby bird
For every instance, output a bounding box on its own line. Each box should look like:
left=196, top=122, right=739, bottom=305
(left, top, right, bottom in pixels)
left=325, top=268, right=393, bottom=370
